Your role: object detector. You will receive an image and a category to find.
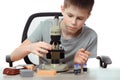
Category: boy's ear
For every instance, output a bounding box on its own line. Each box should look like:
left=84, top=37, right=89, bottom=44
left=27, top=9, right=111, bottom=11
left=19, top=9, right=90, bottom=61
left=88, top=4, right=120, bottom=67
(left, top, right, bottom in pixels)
left=87, top=13, right=91, bottom=19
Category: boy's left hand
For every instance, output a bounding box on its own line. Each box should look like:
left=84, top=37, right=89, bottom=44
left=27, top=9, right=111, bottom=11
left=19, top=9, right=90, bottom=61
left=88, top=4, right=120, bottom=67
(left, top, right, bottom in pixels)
left=74, top=48, right=91, bottom=65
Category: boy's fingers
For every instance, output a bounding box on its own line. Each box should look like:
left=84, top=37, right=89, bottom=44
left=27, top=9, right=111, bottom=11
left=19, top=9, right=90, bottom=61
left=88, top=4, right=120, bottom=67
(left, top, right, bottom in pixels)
left=74, top=57, right=86, bottom=65
left=39, top=42, right=53, bottom=50
left=79, top=48, right=91, bottom=56
left=39, top=47, right=48, bottom=54
left=34, top=51, right=44, bottom=57
left=85, top=51, right=91, bottom=56
left=79, top=48, right=85, bottom=52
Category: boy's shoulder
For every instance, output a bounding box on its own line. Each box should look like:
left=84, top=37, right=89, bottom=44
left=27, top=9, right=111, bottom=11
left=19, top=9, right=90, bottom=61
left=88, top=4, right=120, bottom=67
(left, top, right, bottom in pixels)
left=83, top=25, right=97, bottom=36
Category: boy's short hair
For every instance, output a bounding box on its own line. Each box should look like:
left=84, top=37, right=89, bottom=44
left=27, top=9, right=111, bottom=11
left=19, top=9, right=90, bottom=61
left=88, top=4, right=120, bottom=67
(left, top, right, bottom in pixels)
left=64, top=0, right=94, bottom=13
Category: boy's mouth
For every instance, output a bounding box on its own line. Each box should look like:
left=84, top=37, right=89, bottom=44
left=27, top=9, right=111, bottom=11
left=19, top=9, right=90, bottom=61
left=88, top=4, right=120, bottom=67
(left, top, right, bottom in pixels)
left=67, top=26, right=76, bottom=31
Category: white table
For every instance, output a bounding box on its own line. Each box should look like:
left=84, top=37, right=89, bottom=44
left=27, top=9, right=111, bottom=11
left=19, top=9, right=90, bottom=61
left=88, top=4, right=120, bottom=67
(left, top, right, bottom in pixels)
left=1, top=67, right=120, bottom=80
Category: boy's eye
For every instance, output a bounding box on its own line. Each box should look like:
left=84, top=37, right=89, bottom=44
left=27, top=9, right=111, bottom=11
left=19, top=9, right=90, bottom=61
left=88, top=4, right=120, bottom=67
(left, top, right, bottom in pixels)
left=77, top=17, right=83, bottom=20
left=77, top=17, right=85, bottom=20
left=67, top=13, right=84, bottom=20
left=68, top=14, right=73, bottom=17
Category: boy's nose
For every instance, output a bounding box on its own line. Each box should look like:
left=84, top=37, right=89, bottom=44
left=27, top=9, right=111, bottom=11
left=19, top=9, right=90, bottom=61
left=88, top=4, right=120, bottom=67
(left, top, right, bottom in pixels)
left=71, top=18, right=77, bottom=25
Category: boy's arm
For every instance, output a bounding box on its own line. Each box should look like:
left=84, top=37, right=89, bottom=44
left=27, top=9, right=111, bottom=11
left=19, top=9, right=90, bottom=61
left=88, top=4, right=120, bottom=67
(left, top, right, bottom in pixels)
left=10, top=39, right=53, bottom=61
left=86, top=35, right=97, bottom=58
left=10, top=39, right=32, bottom=61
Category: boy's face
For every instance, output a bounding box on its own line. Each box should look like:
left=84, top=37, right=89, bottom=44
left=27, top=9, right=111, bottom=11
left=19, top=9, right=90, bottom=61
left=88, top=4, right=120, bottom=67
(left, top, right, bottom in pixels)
left=61, top=5, right=90, bottom=34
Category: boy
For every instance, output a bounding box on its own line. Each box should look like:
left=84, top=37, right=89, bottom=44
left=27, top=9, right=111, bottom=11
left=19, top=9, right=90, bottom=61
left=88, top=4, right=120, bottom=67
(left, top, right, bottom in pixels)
left=10, top=0, right=97, bottom=68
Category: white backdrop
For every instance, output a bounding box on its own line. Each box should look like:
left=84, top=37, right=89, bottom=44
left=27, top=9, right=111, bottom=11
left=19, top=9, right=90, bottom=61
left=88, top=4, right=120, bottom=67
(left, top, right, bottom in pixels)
left=0, top=0, right=120, bottom=68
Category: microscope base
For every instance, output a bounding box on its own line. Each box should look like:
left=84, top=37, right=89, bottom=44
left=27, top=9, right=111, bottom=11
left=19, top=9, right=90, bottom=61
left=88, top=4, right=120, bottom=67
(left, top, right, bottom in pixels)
left=44, top=64, right=69, bottom=72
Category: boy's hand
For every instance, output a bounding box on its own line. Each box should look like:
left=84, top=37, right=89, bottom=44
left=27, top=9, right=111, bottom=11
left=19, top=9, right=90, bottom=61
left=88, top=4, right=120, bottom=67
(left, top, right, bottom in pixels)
left=26, top=41, right=53, bottom=57
left=74, top=48, right=91, bottom=65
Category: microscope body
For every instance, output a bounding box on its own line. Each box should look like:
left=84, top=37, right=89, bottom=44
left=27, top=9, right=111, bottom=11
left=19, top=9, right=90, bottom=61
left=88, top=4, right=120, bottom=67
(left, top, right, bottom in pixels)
left=45, top=16, right=68, bottom=72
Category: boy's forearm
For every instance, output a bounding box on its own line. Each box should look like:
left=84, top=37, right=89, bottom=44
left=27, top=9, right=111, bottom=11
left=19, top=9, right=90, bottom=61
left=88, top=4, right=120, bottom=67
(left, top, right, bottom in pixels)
left=11, top=46, right=29, bottom=61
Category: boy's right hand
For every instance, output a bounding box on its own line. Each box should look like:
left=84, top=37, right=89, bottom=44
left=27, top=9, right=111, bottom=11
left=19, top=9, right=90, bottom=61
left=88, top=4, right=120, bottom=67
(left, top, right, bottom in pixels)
left=26, top=41, right=53, bottom=57
left=74, top=48, right=91, bottom=65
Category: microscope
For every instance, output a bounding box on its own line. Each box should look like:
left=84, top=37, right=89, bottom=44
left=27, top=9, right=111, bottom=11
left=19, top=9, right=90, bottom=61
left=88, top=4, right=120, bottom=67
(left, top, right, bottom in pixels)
left=43, top=15, right=68, bottom=72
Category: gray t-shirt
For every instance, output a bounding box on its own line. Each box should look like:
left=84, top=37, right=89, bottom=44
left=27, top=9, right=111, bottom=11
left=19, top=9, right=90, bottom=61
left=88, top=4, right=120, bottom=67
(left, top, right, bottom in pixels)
left=28, top=19, right=97, bottom=67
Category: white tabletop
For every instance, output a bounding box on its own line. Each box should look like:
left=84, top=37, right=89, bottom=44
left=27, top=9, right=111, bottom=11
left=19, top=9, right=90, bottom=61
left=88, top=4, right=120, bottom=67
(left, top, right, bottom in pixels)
left=1, top=67, right=120, bottom=80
